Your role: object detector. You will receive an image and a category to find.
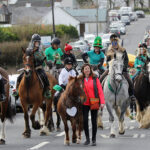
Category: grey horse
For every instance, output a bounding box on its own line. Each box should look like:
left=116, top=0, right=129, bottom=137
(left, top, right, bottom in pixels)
left=103, top=55, right=130, bottom=137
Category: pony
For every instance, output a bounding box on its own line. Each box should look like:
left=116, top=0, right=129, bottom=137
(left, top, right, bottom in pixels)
left=134, top=61, right=150, bottom=128
left=19, top=48, right=57, bottom=138
left=0, top=67, right=15, bottom=144
left=103, top=55, right=130, bottom=137
left=57, top=76, right=86, bottom=145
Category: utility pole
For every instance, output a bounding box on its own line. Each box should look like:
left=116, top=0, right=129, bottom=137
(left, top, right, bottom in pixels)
left=52, top=0, right=56, bottom=38
left=96, top=0, right=99, bottom=36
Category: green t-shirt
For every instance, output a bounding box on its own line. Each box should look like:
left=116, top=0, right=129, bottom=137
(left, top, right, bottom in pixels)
left=45, top=47, right=63, bottom=64
left=87, top=50, right=105, bottom=69
left=34, top=50, right=45, bottom=67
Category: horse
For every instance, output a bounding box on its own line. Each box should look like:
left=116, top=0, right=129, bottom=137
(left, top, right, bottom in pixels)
left=134, top=61, right=150, bottom=128
left=19, top=48, right=57, bottom=138
left=57, top=76, right=86, bottom=145
left=103, top=55, right=130, bottom=137
left=0, top=67, right=15, bottom=144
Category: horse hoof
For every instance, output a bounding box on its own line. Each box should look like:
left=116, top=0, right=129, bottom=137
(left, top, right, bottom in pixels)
left=56, top=127, right=61, bottom=132
left=0, top=139, right=5, bottom=145
left=40, top=132, right=47, bottom=136
left=119, top=131, right=125, bottom=135
left=110, top=134, right=116, bottom=138
left=33, top=121, right=41, bottom=130
left=40, top=126, right=50, bottom=136
left=22, top=132, right=31, bottom=138
left=64, top=140, right=70, bottom=146
left=98, top=125, right=103, bottom=130
left=76, top=138, right=81, bottom=144
left=72, top=139, right=77, bottom=143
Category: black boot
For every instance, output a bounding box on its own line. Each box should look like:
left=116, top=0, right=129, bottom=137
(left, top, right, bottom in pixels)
left=0, top=79, right=6, bottom=102
left=91, top=140, right=96, bottom=146
left=84, top=136, right=90, bottom=145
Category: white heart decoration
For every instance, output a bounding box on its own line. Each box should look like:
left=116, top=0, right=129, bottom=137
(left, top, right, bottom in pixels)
left=66, top=107, right=77, bottom=117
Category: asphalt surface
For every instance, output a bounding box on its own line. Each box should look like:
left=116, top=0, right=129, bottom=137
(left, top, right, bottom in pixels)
left=1, top=16, right=150, bottom=150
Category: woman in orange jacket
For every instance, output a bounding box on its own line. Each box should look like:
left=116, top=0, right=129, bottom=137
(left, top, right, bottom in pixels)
left=81, top=63, right=105, bottom=146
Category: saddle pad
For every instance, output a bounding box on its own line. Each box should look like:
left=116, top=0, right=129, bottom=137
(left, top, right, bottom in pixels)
left=66, top=107, right=77, bottom=117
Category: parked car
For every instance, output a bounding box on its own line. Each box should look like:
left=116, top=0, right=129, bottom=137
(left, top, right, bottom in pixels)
left=9, top=74, right=23, bottom=113
left=84, top=34, right=95, bottom=48
left=109, top=27, right=121, bottom=38
left=136, top=10, right=145, bottom=18
left=130, top=12, right=138, bottom=21
left=121, top=16, right=130, bottom=25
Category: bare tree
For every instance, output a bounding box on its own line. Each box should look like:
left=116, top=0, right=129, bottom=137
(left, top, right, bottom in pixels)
left=124, top=0, right=130, bottom=6
left=139, top=0, right=144, bottom=8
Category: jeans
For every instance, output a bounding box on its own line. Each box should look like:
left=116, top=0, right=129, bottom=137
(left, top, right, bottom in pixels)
left=82, top=105, right=98, bottom=142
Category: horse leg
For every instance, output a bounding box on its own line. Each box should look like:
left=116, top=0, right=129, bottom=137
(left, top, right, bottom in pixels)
left=30, top=104, right=41, bottom=130
left=37, top=108, right=44, bottom=127
left=76, top=116, right=83, bottom=144
left=97, top=109, right=103, bottom=129
left=47, top=109, right=55, bottom=132
left=56, top=110, right=61, bottom=131
left=40, top=99, right=52, bottom=136
left=70, top=119, right=77, bottom=143
left=106, top=102, right=116, bottom=138
left=0, top=119, right=6, bottom=144
left=63, top=120, right=70, bottom=146
left=21, top=103, right=31, bottom=138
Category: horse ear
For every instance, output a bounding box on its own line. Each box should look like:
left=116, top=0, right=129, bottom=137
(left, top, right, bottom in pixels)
left=22, top=47, right=26, bottom=54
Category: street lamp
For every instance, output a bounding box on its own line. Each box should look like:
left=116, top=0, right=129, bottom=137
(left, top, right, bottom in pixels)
left=52, top=0, right=56, bottom=38
left=96, top=0, right=99, bottom=36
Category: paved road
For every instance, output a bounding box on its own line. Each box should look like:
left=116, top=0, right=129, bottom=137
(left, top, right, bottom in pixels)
left=122, top=15, right=150, bottom=54
left=1, top=16, right=150, bottom=150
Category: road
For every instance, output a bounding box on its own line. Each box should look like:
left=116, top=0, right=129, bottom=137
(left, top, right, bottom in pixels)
left=1, top=16, right=150, bottom=150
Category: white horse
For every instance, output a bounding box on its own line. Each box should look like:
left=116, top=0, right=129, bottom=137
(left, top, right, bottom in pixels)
left=103, top=55, right=130, bottom=137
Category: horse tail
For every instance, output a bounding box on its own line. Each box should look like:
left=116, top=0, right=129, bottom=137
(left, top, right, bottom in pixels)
left=6, top=97, right=16, bottom=123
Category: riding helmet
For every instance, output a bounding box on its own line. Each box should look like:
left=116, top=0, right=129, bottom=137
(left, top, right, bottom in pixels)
left=139, top=43, right=147, bottom=49
left=51, top=38, right=61, bottom=45
left=64, top=57, right=73, bottom=65
left=31, top=34, right=41, bottom=42
left=110, top=33, right=119, bottom=41
left=64, top=43, right=73, bottom=52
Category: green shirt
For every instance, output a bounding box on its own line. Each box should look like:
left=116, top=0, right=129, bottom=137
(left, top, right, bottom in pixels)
left=34, top=50, right=45, bottom=67
left=45, top=47, right=63, bottom=64
left=87, top=50, right=105, bottom=69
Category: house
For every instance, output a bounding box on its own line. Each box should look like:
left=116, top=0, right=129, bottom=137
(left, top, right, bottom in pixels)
left=60, top=0, right=80, bottom=9
left=0, top=4, right=12, bottom=23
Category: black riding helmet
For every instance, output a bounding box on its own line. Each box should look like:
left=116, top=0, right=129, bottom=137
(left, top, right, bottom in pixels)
left=110, top=33, right=118, bottom=41
left=64, top=57, right=73, bottom=65
left=51, top=38, right=61, bottom=45
left=139, top=43, right=147, bottom=49
left=31, top=34, right=41, bottom=42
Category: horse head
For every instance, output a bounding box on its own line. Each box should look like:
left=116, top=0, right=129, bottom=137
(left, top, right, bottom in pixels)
left=109, top=53, right=124, bottom=83
left=66, top=75, right=86, bottom=104
left=22, top=47, right=34, bottom=78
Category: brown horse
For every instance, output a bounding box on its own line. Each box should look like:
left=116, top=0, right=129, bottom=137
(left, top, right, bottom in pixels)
left=19, top=48, right=57, bottom=138
left=0, top=67, right=15, bottom=144
left=57, top=76, right=86, bottom=145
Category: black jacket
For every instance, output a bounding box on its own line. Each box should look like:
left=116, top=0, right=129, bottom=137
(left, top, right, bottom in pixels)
left=62, top=53, right=77, bottom=65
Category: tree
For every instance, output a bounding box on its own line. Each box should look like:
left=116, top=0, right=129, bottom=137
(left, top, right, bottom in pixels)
left=124, top=0, right=130, bottom=6
left=139, top=0, right=144, bottom=8
left=76, top=0, right=93, bottom=5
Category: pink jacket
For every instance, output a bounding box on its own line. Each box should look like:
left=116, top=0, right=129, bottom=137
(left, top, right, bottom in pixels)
left=83, top=76, right=105, bottom=106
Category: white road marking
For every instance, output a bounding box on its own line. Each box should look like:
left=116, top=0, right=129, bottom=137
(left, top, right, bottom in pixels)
left=140, top=134, right=146, bottom=138
left=133, top=134, right=138, bottom=138
left=56, top=131, right=65, bottom=137
left=130, top=120, right=136, bottom=123
left=28, top=141, right=50, bottom=150
left=129, top=126, right=134, bottom=130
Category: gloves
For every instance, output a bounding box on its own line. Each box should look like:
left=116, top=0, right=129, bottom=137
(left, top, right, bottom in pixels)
left=60, top=84, right=66, bottom=90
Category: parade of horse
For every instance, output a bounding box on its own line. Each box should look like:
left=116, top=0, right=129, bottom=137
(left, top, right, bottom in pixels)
left=1, top=1, right=150, bottom=150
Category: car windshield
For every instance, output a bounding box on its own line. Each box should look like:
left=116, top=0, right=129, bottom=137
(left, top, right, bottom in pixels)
left=121, top=16, right=129, bottom=21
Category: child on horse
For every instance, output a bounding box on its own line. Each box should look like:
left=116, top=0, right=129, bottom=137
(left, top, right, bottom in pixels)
left=82, top=36, right=105, bottom=76
left=53, top=57, right=76, bottom=111
left=15, top=34, right=51, bottom=99
left=100, top=33, right=136, bottom=101
left=45, top=38, right=64, bottom=69
left=133, top=43, right=149, bottom=80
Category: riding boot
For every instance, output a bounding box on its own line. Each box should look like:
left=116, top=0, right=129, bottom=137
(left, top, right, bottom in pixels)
left=123, top=72, right=136, bottom=101
left=100, top=69, right=109, bottom=83
left=84, top=135, right=90, bottom=145
left=0, top=78, right=6, bottom=102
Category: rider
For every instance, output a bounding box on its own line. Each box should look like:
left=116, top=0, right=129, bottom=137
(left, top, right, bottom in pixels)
left=53, top=57, right=76, bottom=110
left=133, top=43, right=149, bottom=80
left=100, top=33, right=136, bottom=101
left=14, top=34, right=51, bottom=99
left=82, top=36, right=105, bottom=76
left=45, top=38, right=64, bottom=69
left=62, top=43, right=77, bottom=66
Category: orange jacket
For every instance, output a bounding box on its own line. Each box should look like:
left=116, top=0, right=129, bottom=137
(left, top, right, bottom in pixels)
left=83, top=76, right=105, bottom=106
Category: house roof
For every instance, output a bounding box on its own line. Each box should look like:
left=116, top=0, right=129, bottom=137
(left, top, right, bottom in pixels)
left=0, top=4, right=11, bottom=15
left=10, top=0, right=62, bottom=7
left=64, top=8, right=107, bottom=23
left=11, top=7, right=51, bottom=24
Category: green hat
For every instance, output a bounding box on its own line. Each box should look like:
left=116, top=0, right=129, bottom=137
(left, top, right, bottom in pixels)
left=53, top=85, right=62, bottom=91
left=93, top=36, right=103, bottom=48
